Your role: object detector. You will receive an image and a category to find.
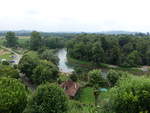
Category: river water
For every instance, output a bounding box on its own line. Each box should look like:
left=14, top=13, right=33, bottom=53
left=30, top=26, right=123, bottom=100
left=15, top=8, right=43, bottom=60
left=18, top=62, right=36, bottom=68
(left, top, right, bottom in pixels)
left=57, top=48, right=74, bottom=73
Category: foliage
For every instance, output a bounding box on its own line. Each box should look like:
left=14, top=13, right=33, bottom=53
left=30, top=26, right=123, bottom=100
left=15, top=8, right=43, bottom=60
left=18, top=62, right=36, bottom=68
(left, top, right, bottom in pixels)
left=0, top=65, right=19, bottom=79
left=43, top=37, right=65, bottom=49
left=31, top=60, right=59, bottom=85
left=88, top=69, right=107, bottom=106
left=18, top=53, right=39, bottom=77
left=88, top=69, right=107, bottom=88
left=30, top=31, right=42, bottom=50
left=25, top=83, right=69, bottom=113
left=0, top=77, right=27, bottom=113
left=5, top=32, right=18, bottom=47
left=57, top=73, right=69, bottom=84
left=70, top=72, right=78, bottom=82
left=2, top=60, right=10, bottom=65
left=69, top=100, right=97, bottom=113
left=101, top=75, right=150, bottom=113
left=40, top=49, right=59, bottom=65
left=107, top=70, right=128, bottom=87
left=67, top=34, right=150, bottom=67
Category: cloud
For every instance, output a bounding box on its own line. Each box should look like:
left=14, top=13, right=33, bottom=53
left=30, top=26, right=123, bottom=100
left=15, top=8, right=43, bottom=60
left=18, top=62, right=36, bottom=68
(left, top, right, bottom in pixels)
left=0, top=0, right=150, bottom=32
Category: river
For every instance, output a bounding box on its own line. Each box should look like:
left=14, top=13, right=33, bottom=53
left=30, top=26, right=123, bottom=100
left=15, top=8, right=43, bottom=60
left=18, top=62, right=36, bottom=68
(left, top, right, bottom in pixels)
left=57, top=48, right=74, bottom=73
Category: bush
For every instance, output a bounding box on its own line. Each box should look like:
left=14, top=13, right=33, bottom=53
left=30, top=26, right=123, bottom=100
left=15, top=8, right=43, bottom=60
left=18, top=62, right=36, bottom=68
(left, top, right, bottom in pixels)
left=25, top=83, right=69, bottom=113
left=2, top=60, right=10, bottom=65
left=18, top=54, right=39, bottom=77
left=101, top=75, right=150, bottom=113
left=0, top=77, right=27, bottom=113
left=107, top=70, right=128, bottom=87
left=31, top=60, right=59, bottom=85
left=0, top=65, right=19, bottom=79
left=40, top=49, right=59, bottom=65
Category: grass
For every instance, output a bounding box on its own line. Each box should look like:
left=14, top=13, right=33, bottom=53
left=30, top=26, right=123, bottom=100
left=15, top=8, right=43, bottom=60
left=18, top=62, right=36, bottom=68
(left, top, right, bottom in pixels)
left=69, top=100, right=97, bottom=113
left=24, top=51, right=39, bottom=59
left=0, top=52, right=14, bottom=60
left=0, top=37, right=6, bottom=45
left=76, top=87, right=95, bottom=105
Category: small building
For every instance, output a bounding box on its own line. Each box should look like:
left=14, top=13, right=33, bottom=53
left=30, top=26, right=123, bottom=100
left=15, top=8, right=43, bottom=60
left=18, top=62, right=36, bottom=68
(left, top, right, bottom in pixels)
left=60, top=81, right=80, bottom=98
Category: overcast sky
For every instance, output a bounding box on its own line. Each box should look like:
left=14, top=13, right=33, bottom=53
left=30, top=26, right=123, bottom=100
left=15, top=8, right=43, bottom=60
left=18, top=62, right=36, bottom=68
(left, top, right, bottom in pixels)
left=0, top=0, right=150, bottom=32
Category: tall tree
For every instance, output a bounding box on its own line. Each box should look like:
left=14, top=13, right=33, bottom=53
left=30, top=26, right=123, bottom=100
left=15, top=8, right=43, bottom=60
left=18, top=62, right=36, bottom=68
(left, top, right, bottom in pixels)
left=5, top=32, right=18, bottom=47
left=88, top=69, right=106, bottom=106
left=30, top=31, right=42, bottom=50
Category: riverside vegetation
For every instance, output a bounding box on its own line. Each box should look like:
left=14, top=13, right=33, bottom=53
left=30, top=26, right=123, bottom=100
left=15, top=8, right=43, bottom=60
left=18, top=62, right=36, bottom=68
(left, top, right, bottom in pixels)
left=0, top=31, right=150, bottom=113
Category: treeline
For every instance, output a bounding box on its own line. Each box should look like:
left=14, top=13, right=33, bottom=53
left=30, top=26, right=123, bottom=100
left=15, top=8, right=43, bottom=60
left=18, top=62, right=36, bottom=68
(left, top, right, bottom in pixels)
left=3, top=31, right=66, bottom=49
left=67, top=34, right=150, bottom=67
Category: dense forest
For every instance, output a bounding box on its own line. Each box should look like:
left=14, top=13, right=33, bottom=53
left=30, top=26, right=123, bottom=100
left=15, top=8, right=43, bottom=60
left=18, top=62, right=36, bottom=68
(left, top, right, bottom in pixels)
left=67, top=34, right=150, bottom=67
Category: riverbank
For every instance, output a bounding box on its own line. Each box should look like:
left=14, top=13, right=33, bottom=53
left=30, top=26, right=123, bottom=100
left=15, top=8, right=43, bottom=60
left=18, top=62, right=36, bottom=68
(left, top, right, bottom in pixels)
left=67, top=56, right=150, bottom=75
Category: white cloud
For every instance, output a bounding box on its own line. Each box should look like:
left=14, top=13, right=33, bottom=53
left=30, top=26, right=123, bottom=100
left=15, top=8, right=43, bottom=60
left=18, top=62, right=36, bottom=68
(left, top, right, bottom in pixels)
left=0, top=0, right=150, bottom=32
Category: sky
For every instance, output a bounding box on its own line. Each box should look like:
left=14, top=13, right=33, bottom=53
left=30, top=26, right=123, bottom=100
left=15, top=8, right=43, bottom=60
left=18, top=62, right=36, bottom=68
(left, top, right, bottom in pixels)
left=0, top=0, right=150, bottom=32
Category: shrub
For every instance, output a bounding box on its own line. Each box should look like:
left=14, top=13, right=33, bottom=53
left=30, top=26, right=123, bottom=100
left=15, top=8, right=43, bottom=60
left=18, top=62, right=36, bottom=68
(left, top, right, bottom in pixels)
left=25, top=83, right=69, bottom=113
left=0, top=77, right=27, bottom=113
left=31, top=60, right=59, bottom=85
left=101, top=76, right=150, bottom=113
left=107, top=70, right=128, bottom=87
left=0, top=65, right=19, bottom=79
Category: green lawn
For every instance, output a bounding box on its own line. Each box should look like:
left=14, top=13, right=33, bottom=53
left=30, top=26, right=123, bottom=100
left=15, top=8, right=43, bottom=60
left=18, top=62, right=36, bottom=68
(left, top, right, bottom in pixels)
left=0, top=53, right=14, bottom=60
left=76, top=87, right=95, bottom=105
left=76, top=87, right=109, bottom=106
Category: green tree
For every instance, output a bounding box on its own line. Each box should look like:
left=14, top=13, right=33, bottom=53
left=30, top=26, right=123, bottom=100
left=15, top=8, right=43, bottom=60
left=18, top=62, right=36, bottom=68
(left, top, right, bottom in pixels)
left=30, top=31, right=42, bottom=50
left=70, top=72, right=78, bottom=82
left=18, top=54, right=39, bottom=77
left=0, top=65, right=19, bottom=79
left=5, top=32, right=18, bottom=47
left=107, top=70, right=128, bottom=87
left=25, top=83, right=69, bottom=113
left=31, top=60, right=59, bottom=85
left=102, top=76, right=150, bottom=113
left=92, top=42, right=105, bottom=63
left=41, top=49, right=59, bottom=65
left=126, top=50, right=142, bottom=67
left=0, top=77, right=27, bottom=113
left=88, top=69, right=106, bottom=106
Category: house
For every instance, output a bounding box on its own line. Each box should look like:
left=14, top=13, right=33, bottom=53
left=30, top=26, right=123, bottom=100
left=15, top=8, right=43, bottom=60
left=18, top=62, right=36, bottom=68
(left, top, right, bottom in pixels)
left=60, top=81, right=80, bottom=97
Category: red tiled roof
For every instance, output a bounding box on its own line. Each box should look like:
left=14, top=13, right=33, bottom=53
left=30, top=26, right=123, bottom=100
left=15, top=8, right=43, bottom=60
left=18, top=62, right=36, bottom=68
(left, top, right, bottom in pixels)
left=61, top=81, right=80, bottom=97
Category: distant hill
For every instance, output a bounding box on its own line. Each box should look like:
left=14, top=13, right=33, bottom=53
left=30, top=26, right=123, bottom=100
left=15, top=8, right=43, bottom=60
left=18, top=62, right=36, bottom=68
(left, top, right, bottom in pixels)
left=0, top=30, right=147, bottom=36
left=99, top=30, right=138, bottom=35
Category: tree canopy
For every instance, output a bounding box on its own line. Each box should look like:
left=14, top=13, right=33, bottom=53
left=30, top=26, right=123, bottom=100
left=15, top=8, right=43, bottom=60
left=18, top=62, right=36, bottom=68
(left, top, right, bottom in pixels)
left=0, top=65, right=19, bottom=79
left=67, top=34, right=150, bottom=67
left=0, top=77, right=27, bottom=113
left=5, top=32, right=18, bottom=47
left=31, top=60, right=59, bottom=85
left=25, top=83, right=69, bottom=113
left=102, top=75, right=150, bottom=113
